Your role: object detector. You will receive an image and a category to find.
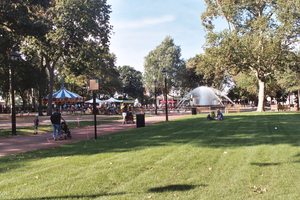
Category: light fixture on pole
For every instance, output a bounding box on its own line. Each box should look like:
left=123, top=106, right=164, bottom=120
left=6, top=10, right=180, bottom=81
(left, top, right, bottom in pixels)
left=161, top=68, right=168, bottom=121
left=9, top=52, right=20, bottom=136
left=154, top=79, right=157, bottom=115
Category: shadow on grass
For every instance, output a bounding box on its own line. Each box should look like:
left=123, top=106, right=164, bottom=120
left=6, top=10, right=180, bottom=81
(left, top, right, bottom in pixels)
left=250, top=162, right=281, bottom=167
left=1, top=112, right=300, bottom=173
left=10, top=192, right=126, bottom=200
left=148, top=184, right=204, bottom=192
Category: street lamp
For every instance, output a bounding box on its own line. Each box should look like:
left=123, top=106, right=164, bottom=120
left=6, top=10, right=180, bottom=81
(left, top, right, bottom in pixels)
left=154, top=79, right=157, bottom=115
left=9, top=52, right=20, bottom=136
left=162, top=68, right=168, bottom=121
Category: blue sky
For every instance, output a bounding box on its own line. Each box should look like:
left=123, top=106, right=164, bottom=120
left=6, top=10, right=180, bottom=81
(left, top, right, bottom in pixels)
left=107, top=0, right=218, bottom=73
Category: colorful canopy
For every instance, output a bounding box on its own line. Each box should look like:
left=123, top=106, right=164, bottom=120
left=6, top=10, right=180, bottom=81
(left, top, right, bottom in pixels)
left=50, top=88, right=82, bottom=98
left=43, top=87, right=85, bottom=104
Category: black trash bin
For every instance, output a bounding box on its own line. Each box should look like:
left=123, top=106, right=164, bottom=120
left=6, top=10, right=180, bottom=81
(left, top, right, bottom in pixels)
left=191, top=108, right=197, bottom=115
left=136, top=113, right=145, bottom=128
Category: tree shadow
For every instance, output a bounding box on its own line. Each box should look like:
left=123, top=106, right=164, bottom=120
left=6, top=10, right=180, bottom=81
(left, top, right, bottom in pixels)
left=147, top=184, right=205, bottom=193
left=9, top=192, right=126, bottom=200
left=250, top=162, right=281, bottom=167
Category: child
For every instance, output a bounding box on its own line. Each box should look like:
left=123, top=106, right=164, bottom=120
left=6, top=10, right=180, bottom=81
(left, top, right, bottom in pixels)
left=34, top=115, right=39, bottom=135
left=206, top=111, right=215, bottom=121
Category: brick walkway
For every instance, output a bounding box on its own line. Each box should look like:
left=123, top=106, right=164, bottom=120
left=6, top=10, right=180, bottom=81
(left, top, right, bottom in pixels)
left=0, top=113, right=188, bottom=157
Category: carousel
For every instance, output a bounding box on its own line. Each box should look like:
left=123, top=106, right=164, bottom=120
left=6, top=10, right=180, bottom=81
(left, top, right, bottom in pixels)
left=43, top=85, right=85, bottom=105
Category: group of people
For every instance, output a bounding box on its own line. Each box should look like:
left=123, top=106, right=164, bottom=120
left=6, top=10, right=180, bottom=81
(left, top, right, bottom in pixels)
left=33, top=108, right=67, bottom=141
left=206, top=110, right=224, bottom=121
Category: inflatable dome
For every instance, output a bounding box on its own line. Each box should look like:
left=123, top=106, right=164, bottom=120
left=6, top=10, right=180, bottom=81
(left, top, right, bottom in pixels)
left=178, top=86, right=234, bottom=107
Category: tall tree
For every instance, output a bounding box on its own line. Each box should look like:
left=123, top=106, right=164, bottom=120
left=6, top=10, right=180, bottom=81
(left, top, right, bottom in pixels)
left=143, top=36, right=185, bottom=96
left=185, top=54, right=231, bottom=91
left=24, top=0, right=113, bottom=115
left=59, top=51, right=121, bottom=98
left=201, top=0, right=300, bottom=111
left=0, top=0, right=49, bottom=108
left=118, top=66, right=143, bottom=101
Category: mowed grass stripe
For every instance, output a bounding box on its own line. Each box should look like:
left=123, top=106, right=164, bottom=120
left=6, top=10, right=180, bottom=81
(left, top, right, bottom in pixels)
left=1, top=112, right=300, bottom=199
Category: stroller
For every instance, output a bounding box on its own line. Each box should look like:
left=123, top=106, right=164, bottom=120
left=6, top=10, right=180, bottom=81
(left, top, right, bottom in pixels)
left=61, top=122, right=72, bottom=139
left=125, top=111, right=135, bottom=124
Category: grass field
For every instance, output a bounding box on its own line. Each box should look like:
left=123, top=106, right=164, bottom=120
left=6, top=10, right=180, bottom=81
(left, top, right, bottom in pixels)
left=0, top=117, right=122, bottom=139
left=1, top=112, right=300, bottom=199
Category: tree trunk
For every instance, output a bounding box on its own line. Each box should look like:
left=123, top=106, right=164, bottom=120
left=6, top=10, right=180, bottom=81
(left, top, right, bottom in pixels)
left=257, top=79, right=265, bottom=112
left=38, top=57, right=45, bottom=116
left=46, top=57, right=57, bottom=116
left=47, top=66, right=54, bottom=116
left=32, top=88, right=36, bottom=112
left=72, top=76, right=76, bottom=92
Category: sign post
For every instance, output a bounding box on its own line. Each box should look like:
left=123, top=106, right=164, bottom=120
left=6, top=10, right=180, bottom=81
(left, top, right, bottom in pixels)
left=88, top=77, right=101, bottom=139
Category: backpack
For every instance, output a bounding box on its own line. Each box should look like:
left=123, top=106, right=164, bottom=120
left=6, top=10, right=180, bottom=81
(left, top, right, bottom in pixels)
left=50, top=113, right=60, bottom=124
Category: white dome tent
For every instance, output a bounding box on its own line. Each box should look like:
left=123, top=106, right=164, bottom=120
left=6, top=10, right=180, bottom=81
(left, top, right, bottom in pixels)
left=177, top=86, right=234, bottom=107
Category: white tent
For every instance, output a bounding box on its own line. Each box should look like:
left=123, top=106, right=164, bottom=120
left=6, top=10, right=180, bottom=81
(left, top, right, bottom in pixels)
left=85, top=98, right=105, bottom=104
left=105, top=97, right=122, bottom=103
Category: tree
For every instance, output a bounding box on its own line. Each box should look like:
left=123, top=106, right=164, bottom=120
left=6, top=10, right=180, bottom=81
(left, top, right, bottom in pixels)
left=201, top=0, right=300, bottom=111
left=0, top=0, right=49, bottom=108
left=14, top=60, right=40, bottom=108
left=143, top=36, right=185, bottom=96
left=58, top=51, right=121, bottom=99
left=185, top=54, right=231, bottom=91
left=118, top=66, right=143, bottom=101
left=24, top=0, right=113, bottom=115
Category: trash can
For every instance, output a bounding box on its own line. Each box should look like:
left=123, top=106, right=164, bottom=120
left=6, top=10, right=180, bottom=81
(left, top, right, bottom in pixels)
left=136, top=113, right=145, bottom=128
left=191, top=108, right=197, bottom=115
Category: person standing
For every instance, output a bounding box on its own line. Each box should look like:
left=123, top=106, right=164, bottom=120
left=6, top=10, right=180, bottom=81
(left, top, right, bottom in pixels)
left=122, top=105, right=128, bottom=125
left=51, top=108, right=67, bottom=141
left=33, top=115, right=39, bottom=135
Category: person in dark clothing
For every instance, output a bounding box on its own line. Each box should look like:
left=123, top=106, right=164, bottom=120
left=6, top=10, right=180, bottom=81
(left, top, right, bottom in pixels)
left=51, top=108, right=67, bottom=141
left=34, top=115, right=39, bottom=135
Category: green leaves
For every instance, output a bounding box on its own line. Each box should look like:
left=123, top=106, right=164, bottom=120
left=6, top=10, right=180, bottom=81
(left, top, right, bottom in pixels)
left=201, top=0, right=300, bottom=111
left=143, top=36, right=185, bottom=94
left=118, top=66, right=143, bottom=101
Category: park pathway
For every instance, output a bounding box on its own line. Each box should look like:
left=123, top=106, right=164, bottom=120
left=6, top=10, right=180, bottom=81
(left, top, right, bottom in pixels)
left=0, top=113, right=188, bottom=157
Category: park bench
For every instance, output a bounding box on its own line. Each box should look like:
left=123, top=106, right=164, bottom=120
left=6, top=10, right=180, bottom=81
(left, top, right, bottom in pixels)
left=225, top=107, right=240, bottom=113
left=196, top=107, right=211, bottom=113
left=271, top=104, right=290, bottom=111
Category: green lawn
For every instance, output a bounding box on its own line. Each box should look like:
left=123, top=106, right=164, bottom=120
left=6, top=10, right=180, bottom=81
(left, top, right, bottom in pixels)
left=0, top=117, right=121, bottom=139
left=1, top=112, right=300, bottom=199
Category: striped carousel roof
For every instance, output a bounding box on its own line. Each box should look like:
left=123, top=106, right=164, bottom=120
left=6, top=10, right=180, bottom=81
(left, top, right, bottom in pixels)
left=45, top=87, right=82, bottom=98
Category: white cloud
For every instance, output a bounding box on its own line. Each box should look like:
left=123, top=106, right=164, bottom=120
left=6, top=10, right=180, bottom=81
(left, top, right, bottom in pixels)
left=114, top=15, right=176, bottom=29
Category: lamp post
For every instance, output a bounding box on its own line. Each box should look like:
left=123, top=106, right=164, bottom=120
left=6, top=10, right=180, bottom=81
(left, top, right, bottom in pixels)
left=154, top=80, right=157, bottom=115
left=162, top=68, right=168, bottom=121
left=9, top=52, right=20, bottom=136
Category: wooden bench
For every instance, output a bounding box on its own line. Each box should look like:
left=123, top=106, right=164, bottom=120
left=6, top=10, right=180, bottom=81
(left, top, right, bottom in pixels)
left=225, top=107, right=240, bottom=113
left=196, top=107, right=211, bottom=113
left=271, top=105, right=290, bottom=111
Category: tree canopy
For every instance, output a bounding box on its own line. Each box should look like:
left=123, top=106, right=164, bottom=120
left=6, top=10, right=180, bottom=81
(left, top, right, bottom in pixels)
left=118, top=66, right=143, bottom=101
left=201, top=0, right=300, bottom=111
left=22, top=0, right=113, bottom=115
left=143, top=36, right=185, bottom=96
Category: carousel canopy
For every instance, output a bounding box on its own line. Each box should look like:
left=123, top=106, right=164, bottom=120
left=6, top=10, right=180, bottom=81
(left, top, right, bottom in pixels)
left=45, top=88, right=82, bottom=99
left=46, top=87, right=82, bottom=99
left=43, top=87, right=85, bottom=104
left=105, top=97, right=122, bottom=103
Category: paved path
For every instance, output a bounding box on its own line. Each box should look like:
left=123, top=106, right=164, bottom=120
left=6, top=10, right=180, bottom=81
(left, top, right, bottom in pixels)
left=0, top=113, right=188, bottom=157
